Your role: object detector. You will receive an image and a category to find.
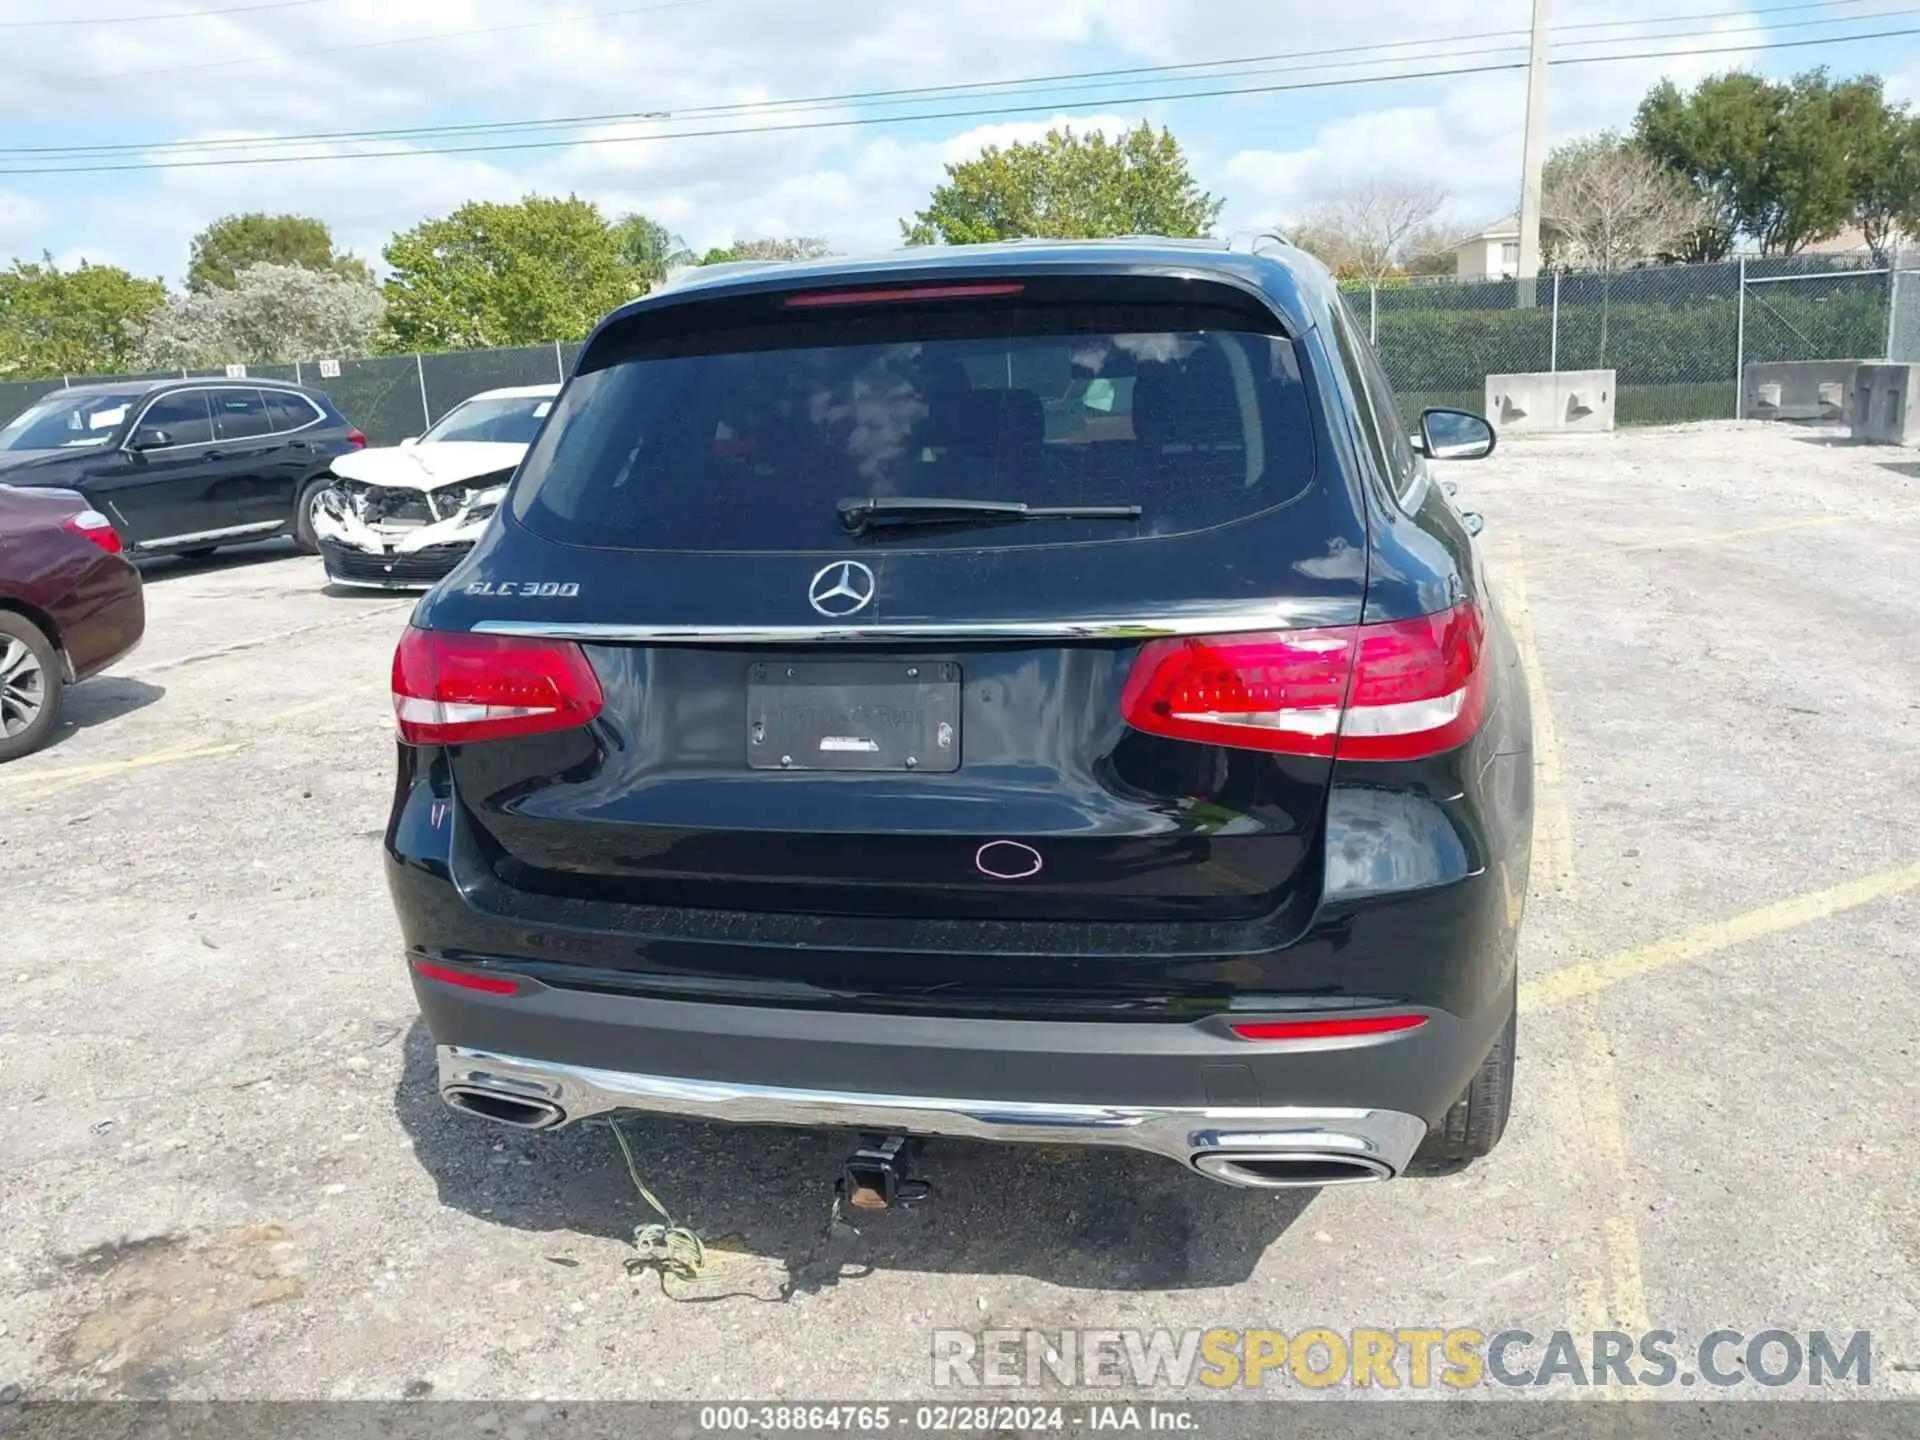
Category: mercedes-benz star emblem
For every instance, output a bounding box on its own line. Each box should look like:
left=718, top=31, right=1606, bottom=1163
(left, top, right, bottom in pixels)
left=808, top=560, right=876, bottom=618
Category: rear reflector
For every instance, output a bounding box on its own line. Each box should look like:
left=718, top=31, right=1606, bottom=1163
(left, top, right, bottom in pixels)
left=62, top=509, right=123, bottom=555
left=782, top=282, right=1025, bottom=308
left=412, top=958, right=519, bottom=995
left=392, top=627, right=604, bottom=745
left=1119, top=601, right=1486, bottom=761
left=1229, top=1014, right=1428, bottom=1041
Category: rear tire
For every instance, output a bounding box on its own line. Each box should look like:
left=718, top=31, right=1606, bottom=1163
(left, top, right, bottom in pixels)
left=293, top=476, right=331, bottom=555
left=0, top=612, right=64, bottom=763
left=1406, top=1001, right=1514, bottom=1175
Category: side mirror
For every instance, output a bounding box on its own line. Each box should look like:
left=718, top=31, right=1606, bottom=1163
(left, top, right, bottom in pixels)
left=399, top=436, right=419, bottom=448
left=1416, top=408, right=1497, bottom=462
left=129, top=426, right=173, bottom=452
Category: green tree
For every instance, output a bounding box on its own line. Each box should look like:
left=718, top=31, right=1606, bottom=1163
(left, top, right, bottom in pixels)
left=612, top=213, right=695, bottom=286
left=135, top=263, right=385, bottom=369
left=379, top=195, right=641, bottom=351
left=901, top=122, right=1223, bottom=244
left=1635, top=69, right=1893, bottom=257
left=0, top=255, right=164, bottom=378
left=1843, top=82, right=1920, bottom=264
left=697, top=236, right=833, bottom=265
left=187, top=212, right=370, bottom=292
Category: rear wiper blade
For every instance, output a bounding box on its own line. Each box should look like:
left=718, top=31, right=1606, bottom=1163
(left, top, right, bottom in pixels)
left=839, top=496, right=1142, bottom=535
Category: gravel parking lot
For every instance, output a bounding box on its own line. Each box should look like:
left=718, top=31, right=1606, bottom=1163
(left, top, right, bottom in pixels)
left=3, top=420, right=1917, bottom=1402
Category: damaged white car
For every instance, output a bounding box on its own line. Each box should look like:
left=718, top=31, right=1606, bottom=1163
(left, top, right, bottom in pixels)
left=313, top=383, right=557, bottom=590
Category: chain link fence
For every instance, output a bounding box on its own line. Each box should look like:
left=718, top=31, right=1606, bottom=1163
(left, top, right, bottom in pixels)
left=0, top=253, right=1898, bottom=442
left=0, top=346, right=573, bottom=448
left=1365, top=250, right=1890, bottom=427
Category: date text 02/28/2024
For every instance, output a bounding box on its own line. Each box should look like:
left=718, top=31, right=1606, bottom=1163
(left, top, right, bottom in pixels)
left=696, top=1406, right=1194, bottom=1433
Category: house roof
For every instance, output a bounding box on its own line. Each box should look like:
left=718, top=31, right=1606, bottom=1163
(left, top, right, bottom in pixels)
left=1460, top=217, right=1521, bottom=243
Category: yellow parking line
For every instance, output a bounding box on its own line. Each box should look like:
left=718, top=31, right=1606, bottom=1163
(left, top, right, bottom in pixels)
left=1496, top=562, right=1575, bottom=899
left=1522, top=860, right=1920, bottom=1013
left=0, top=738, right=248, bottom=789
left=4, top=740, right=250, bottom=802
left=1496, top=559, right=1645, bottom=1343
left=1578, top=1024, right=1652, bottom=1336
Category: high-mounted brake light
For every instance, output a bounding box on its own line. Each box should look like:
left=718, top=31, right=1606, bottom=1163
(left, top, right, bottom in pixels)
left=782, top=282, right=1025, bottom=308
left=1119, top=601, right=1486, bottom=762
left=391, top=627, right=604, bottom=745
left=1229, top=1014, right=1428, bottom=1041
left=62, top=509, right=123, bottom=556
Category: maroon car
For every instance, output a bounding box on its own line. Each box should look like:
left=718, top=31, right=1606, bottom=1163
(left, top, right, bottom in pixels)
left=0, top=484, right=144, bottom=761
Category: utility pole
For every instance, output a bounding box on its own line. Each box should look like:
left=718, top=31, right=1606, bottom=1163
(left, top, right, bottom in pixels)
left=1516, top=0, right=1552, bottom=308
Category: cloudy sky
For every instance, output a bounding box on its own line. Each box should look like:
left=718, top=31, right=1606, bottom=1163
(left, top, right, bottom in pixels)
left=2, top=0, right=1917, bottom=285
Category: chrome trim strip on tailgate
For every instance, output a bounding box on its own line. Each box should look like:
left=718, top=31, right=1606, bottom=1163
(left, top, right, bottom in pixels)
left=472, top=604, right=1362, bottom=645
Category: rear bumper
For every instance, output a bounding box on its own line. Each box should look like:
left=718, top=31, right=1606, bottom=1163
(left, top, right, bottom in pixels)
left=52, top=554, right=145, bottom=681
left=412, top=962, right=1513, bottom=1184
left=392, top=757, right=1526, bottom=1184
left=439, top=1043, right=1428, bottom=1185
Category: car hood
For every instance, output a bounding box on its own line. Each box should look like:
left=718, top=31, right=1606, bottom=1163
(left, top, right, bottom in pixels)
left=329, top=441, right=526, bottom=491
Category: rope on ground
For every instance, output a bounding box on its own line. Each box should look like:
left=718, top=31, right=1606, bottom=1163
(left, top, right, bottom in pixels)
left=610, top=1118, right=707, bottom=1281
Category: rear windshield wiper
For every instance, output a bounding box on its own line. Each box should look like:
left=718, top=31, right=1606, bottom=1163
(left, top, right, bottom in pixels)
left=839, top=496, right=1142, bottom=535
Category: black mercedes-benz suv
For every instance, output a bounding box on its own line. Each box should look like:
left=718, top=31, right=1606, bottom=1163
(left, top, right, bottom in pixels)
left=386, top=239, right=1533, bottom=1191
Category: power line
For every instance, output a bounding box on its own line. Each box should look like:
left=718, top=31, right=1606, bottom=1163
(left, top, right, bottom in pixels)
left=59, top=0, right=726, bottom=83
left=8, top=1, right=1912, bottom=162
left=0, top=0, right=324, bottom=26
left=35, top=32, right=1541, bottom=154
left=6, top=23, right=1919, bottom=177
left=11, top=36, right=1546, bottom=160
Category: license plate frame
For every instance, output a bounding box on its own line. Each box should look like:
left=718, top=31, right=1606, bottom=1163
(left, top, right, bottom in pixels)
left=747, top=660, right=961, bottom=772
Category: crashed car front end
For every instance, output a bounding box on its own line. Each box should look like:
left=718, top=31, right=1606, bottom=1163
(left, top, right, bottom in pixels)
left=314, top=472, right=511, bottom=589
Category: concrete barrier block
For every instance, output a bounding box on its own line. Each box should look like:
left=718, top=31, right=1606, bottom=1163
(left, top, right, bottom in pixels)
left=1484, top=370, right=1615, bottom=434
left=1849, top=363, right=1920, bottom=444
left=1743, top=359, right=1871, bottom=422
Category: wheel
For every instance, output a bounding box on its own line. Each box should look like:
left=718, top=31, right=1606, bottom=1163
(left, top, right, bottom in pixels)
left=1406, top=1001, right=1515, bottom=1175
left=0, top=611, right=64, bottom=763
left=293, top=476, right=331, bottom=555
left=178, top=546, right=219, bottom=561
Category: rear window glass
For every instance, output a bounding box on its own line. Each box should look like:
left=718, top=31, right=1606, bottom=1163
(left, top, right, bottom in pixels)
left=512, top=302, right=1318, bottom=551
left=265, top=390, right=320, bottom=432
left=212, top=389, right=271, bottom=440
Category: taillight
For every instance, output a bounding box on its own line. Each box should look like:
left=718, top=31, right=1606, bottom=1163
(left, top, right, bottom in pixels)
left=62, top=509, right=123, bottom=555
left=391, top=627, right=603, bottom=745
left=347, top=429, right=367, bottom=448
left=1119, top=601, right=1486, bottom=762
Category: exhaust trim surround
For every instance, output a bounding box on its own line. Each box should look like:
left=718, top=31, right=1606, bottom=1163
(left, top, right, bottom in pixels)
left=437, top=1046, right=1427, bottom=1187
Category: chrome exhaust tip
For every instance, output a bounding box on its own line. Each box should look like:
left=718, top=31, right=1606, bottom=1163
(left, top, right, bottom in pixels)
left=1191, top=1151, right=1394, bottom=1188
left=442, top=1085, right=565, bottom=1131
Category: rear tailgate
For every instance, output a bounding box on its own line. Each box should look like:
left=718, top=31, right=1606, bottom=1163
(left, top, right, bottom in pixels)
left=417, top=272, right=1368, bottom=937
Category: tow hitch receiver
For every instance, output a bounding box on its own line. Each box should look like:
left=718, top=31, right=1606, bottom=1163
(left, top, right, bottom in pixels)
left=838, top=1133, right=931, bottom=1210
